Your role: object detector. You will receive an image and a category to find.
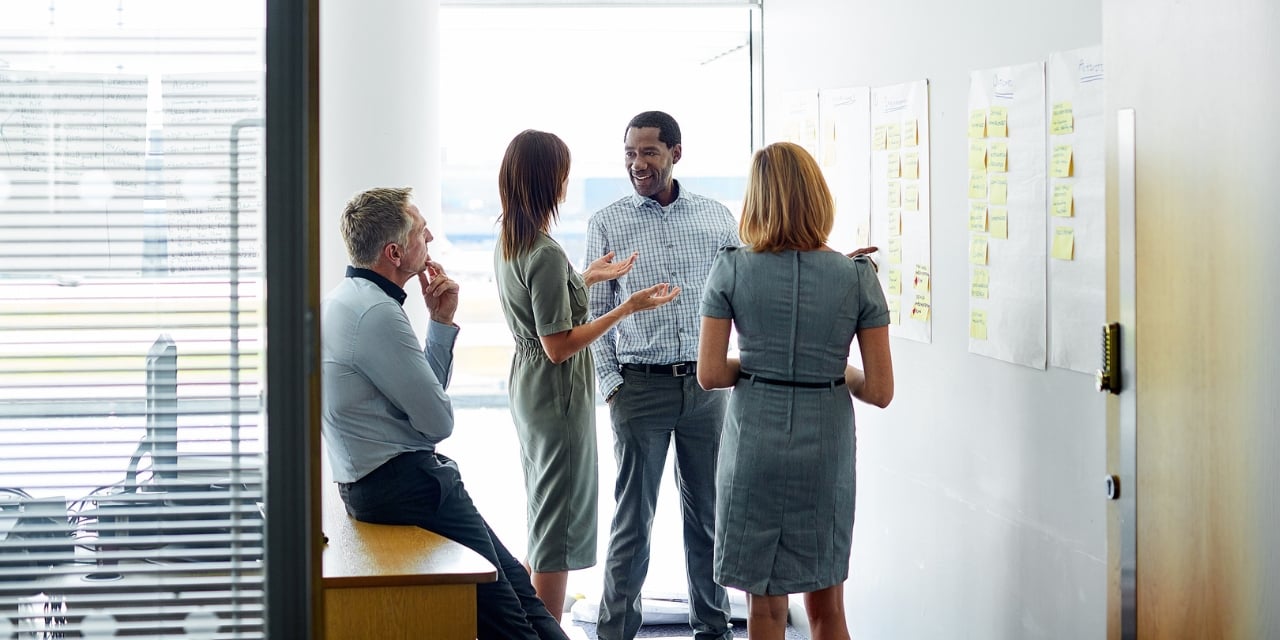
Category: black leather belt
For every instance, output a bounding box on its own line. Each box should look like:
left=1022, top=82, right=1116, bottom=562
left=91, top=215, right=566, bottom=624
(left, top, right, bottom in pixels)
left=622, top=362, right=697, bottom=377
left=739, top=371, right=844, bottom=389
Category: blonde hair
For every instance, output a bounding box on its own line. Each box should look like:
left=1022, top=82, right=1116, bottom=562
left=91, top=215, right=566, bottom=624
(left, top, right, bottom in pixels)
left=738, top=142, right=834, bottom=253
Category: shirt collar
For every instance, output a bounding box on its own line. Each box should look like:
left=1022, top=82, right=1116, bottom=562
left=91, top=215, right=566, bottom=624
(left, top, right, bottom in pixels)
left=346, top=265, right=407, bottom=306
left=628, top=179, right=685, bottom=209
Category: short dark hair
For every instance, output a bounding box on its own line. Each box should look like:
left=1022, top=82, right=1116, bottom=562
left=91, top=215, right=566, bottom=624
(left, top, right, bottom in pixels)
left=624, top=111, right=681, bottom=148
left=497, top=130, right=572, bottom=259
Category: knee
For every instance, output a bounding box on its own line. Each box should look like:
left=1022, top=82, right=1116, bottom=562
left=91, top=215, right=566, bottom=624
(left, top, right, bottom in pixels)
left=803, top=588, right=846, bottom=624
left=749, top=594, right=789, bottom=623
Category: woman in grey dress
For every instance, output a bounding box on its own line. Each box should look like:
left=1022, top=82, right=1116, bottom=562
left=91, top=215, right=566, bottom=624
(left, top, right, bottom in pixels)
left=493, top=130, right=680, bottom=620
left=697, top=142, right=895, bottom=640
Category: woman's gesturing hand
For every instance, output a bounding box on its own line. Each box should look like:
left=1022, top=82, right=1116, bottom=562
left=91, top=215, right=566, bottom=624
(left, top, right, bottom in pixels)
left=623, top=282, right=680, bottom=313
left=583, top=250, right=638, bottom=287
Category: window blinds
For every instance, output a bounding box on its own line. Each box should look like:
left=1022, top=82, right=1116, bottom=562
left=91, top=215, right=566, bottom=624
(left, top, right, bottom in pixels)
left=0, top=24, right=266, bottom=639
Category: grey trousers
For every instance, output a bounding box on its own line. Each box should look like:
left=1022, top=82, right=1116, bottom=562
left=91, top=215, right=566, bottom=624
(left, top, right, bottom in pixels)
left=597, top=368, right=732, bottom=640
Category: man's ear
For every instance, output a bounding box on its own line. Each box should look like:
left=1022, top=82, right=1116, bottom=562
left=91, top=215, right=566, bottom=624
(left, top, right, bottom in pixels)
left=384, top=242, right=400, bottom=266
left=671, top=143, right=682, bottom=164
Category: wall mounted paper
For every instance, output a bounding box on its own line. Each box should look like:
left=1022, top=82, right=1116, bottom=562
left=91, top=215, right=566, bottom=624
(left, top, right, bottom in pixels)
left=1047, top=46, right=1105, bottom=374
left=870, top=79, right=931, bottom=344
left=817, top=87, right=873, bottom=252
left=967, top=62, right=1047, bottom=369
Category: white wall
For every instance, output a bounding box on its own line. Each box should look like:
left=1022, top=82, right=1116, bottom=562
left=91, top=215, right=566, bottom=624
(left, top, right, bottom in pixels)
left=762, top=2, right=1105, bottom=638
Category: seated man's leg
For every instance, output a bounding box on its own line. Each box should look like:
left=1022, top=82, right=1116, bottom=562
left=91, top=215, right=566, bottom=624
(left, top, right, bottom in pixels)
left=341, top=452, right=566, bottom=640
left=428, top=473, right=567, bottom=639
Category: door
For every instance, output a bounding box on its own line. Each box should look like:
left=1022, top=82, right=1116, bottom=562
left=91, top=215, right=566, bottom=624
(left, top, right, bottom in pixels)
left=1104, top=1, right=1280, bottom=637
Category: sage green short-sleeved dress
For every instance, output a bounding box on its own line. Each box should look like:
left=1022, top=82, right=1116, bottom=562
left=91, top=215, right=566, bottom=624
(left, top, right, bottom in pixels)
left=494, top=232, right=598, bottom=572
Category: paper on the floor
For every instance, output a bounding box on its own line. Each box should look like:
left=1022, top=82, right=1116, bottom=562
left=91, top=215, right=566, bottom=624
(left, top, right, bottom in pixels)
left=569, top=590, right=748, bottom=624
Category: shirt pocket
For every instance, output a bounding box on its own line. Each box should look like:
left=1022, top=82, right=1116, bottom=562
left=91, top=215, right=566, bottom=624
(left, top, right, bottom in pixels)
left=568, top=271, right=589, bottom=322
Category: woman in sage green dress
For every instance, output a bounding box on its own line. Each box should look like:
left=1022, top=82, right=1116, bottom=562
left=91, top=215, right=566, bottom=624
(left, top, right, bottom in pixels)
left=493, top=129, right=680, bottom=621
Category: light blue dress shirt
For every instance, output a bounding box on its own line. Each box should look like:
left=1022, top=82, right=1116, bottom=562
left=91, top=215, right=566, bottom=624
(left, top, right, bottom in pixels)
left=321, top=270, right=459, bottom=483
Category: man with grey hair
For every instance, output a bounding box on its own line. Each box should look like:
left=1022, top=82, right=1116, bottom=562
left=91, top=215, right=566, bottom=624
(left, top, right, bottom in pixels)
left=322, top=187, right=568, bottom=639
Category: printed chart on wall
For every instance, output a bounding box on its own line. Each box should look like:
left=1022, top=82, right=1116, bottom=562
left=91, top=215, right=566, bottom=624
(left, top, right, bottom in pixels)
left=1046, top=46, right=1104, bottom=374
left=817, top=87, right=872, bottom=253
left=868, top=80, right=930, bottom=343
left=777, top=90, right=820, bottom=161
left=966, top=62, right=1047, bottom=369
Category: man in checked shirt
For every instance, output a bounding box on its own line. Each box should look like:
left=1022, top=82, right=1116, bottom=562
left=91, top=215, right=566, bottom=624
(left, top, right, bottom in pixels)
left=586, top=111, right=740, bottom=640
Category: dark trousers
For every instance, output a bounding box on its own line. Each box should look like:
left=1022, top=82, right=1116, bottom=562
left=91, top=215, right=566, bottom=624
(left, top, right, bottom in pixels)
left=339, top=450, right=567, bottom=640
left=597, top=370, right=732, bottom=640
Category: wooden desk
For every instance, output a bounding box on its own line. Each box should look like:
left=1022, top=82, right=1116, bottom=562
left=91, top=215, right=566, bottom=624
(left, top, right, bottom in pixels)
left=321, top=483, right=497, bottom=640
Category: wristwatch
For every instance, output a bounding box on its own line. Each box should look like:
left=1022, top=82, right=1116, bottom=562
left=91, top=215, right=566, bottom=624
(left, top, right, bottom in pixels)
left=605, top=384, right=622, bottom=403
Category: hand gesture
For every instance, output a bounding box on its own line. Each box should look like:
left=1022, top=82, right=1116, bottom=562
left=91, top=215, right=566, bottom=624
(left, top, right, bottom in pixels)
left=623, top=282, right=680, bottom=314
left=845, top=245, right=879, bottom=272
left=418, top=260, right=460, bottom=326
left=583, top=250, right=638, bottom=287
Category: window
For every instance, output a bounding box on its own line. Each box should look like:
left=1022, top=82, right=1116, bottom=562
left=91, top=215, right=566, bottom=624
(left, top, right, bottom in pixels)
left=431, top=3, right=758, bottom=605
left=0, top=1, right=266, bottom=636
left=437, top=5, right=756, bottom=400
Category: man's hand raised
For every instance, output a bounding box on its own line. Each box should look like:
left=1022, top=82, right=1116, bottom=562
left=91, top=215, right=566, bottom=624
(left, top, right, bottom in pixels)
left=419, top=260, right=460, bottom=326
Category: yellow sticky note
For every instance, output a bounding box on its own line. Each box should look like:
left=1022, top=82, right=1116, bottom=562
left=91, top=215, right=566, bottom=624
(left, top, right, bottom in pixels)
left=969, top=201, right=988, bottom=232
left=887, top=208, right=902, bottom=236
left=1052, top=183, right=1074, bottom=217
left=971, top=267, right=990, bottom=298
left=989, top=174, right=1008, bottom=205
left=889, top=305, right=901, bottom=325
left=988, top=142, right=1008, bottom=173
left=821, top=122, right=838, bottom=166
left=910, top=293, right=931, bottom=322
left=969, top=235, right=989, bottom=265
left=904, top=184, right=919, bottom=212
left=913, top=264, right=931, bottom=292
left=988, top=207, right=1008, bottom=239
left=1052, top=145, right=1073, bottom=178
left=888, top=181, right=901, bottom=208
left=968, top=172, right=988, bottom=199
left=970, top=309, right=989, bottom=340
left=872, top=124, right=887, bottom=150
left=1052, top=226, right=1075, bottom=260
left=902, top=119, right=918, bottom=147
left=888, top=236, right=903, bottom=264
left=968, top=140, right=987, bottom=171
left=887, top=269, right=902, bottom=295
left=1051, top=102, right=1074, bottom=135
left=988, top=106, right=1009, bottom=137
left=822, top=145, right=837, bottom=168
left=903, top=152, right=919, bottom=179
left=968, top=109, right=987, bottom=138
left=886, top=123, right=902, bottom=150
left=887, top=152, right=901, bottom=178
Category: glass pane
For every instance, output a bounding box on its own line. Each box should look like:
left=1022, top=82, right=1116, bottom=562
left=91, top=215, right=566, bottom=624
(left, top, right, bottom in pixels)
left=438, top=6, right=752, bottom=401
left=0, top=1, right=266, bottom=637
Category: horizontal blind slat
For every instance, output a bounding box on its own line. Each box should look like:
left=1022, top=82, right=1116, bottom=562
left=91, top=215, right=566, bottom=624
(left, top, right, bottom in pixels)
left=0, top=19, right=267, bottom=638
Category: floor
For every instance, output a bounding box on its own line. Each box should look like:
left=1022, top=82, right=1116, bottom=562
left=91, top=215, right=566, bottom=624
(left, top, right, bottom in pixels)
left=563, top=621, right=807, bottom=640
